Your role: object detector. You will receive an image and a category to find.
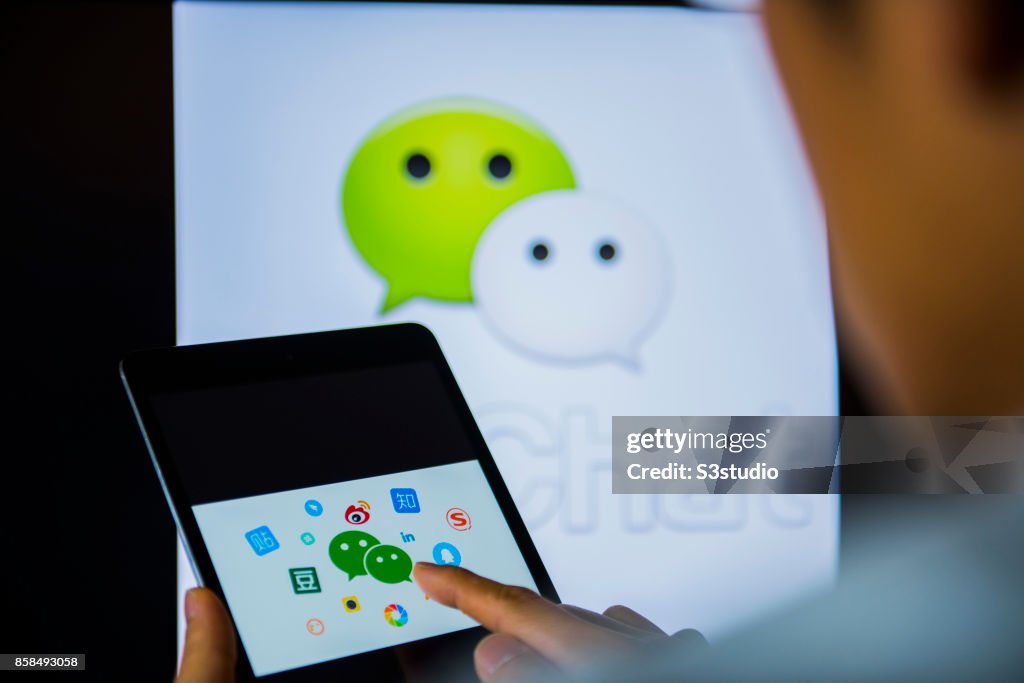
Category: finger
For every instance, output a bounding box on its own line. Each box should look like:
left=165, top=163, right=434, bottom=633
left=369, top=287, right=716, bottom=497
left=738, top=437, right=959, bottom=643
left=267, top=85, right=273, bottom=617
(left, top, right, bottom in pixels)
left=670, top=628, right=709, bottom=652
left=176, top=588, right=237, bottom=683
left=414, top=563, right=630, bottom=667
left=559, top=605, right=654, bottom=638
left=474, top=634, right=559, bottom=683
left=601, top=605, right=666, bottom=635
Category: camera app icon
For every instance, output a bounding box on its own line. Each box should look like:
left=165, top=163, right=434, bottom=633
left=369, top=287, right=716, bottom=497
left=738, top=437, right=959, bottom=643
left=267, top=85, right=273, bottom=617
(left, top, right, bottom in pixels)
left=342, top=595, right=361, bottom=613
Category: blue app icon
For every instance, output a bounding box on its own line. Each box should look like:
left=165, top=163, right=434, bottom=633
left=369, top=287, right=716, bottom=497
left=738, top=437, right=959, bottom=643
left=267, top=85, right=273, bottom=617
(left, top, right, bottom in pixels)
left=304, top=499, right=323, bottom=517
left=432, top=541, right=461, bottom=566
left=390, top=488, right=421, bottom=514
left=245, top=526, right=280, bottom=556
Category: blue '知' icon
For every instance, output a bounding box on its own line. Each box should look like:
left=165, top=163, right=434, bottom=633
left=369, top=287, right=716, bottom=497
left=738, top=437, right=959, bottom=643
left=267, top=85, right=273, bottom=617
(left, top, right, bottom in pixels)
left=245, top=526, right=280, bottom=556
left=390, top=488, right=420, bottom=513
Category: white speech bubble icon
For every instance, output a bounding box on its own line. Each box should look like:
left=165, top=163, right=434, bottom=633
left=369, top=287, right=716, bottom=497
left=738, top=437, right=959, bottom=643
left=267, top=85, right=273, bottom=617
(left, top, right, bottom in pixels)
left=472, top=190, right=672, bottom=368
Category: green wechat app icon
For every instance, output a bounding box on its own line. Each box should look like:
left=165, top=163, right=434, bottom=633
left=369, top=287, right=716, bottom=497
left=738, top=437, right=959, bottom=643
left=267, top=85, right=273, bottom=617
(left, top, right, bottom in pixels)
left=342, top=98, right=576, bottom=312
left=364, top=544, right=414, bottom=584
left=328, top=530, right=413, bottom=584
left=328, top=530, right=380, bottom=580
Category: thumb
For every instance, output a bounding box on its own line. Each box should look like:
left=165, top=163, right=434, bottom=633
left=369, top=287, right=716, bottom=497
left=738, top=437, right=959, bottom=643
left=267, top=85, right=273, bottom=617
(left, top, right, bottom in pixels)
left=176, top=588, right=237, bottom=683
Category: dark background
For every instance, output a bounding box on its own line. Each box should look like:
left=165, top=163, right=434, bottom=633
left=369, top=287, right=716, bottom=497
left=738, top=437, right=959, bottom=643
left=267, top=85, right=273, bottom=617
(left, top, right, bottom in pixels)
left=1, top=2, right=879, bottom=680
left=2, top=3, right=176, bottom=679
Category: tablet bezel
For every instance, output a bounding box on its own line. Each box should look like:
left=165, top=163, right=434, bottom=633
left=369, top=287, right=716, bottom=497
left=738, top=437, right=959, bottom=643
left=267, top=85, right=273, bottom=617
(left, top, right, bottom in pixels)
left=121, top=322, right=558, bottom=681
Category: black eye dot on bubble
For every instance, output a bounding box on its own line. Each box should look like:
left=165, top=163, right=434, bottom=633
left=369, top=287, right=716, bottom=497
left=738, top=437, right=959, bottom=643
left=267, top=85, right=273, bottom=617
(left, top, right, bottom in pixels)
left=406, top=153, right=430, bottom=179
left=530, top=242, right=550, bottom=262
left=488, top=154, right=512, bottom=180
left=597, top=242, right=618, bottom=262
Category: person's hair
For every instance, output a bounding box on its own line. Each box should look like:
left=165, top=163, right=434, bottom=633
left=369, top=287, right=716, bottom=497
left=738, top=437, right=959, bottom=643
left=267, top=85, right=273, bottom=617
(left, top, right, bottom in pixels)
left=975, top=0, right=1024, bottom=89
left=818, top=0, right=1024, bottom=90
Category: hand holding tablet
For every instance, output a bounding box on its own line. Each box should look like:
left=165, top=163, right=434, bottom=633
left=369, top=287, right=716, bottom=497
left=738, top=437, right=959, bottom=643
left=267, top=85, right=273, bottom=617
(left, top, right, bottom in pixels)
left=122, top=324, right=556, bottom=681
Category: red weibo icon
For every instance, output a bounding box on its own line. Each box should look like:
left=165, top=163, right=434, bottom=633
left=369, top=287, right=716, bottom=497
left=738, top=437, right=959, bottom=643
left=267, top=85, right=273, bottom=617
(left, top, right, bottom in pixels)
left=445, top=507, right=471, bottom=532
left=344, top=500, right=371, bottom=525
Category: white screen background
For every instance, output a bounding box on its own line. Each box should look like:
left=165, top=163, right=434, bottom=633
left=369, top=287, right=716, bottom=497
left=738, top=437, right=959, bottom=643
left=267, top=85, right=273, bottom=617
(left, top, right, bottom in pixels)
left=174, top=0, right=839, bottom=658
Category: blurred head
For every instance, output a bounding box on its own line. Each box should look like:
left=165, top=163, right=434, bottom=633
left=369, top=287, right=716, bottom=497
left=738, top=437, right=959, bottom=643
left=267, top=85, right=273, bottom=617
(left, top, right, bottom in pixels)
left=762, top=0, right=1024, bottom=413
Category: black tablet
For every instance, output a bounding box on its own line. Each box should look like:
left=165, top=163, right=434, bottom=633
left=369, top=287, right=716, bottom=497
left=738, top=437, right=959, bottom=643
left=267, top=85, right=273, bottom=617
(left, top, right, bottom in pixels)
left=121, top=323, right=557, bottom=681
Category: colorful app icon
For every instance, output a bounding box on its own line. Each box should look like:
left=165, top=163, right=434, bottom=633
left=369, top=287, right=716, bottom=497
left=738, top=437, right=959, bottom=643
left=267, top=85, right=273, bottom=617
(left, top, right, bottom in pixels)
left=341, top=596, right=361, bottom=613
left=300, top=532, right=316, bottom=546
left=400, top=531, right=415, bottom=543
left=365, top=545, right=414, bottom=584
left=390, top=488, right=420, bottom=514
left=432, top=541, right=462, bottom=567
left=341, top=98, right=576, bottom=313
left=344, top=500, right=371, bottom=525
left=328, top=530, right=380, bottom=580
left=289, top=567, right=322, bottom=594
left=304, top=499, right=323, bottom=517
left=446, top=507, right=472, bottom=532
left=384, top=603, right=409, bottom=628
left=244, top=525, right=280, bottom=556
left=306, top=618, right=325, bottom=636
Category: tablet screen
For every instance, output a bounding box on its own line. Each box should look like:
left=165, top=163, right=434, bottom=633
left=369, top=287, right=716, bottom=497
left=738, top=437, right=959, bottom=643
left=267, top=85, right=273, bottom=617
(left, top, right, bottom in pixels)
left=174, top=0, right=839, bottom=643
left=193, top=462, right=531, bottom=676
left=151, top=363, right=537, bottom=676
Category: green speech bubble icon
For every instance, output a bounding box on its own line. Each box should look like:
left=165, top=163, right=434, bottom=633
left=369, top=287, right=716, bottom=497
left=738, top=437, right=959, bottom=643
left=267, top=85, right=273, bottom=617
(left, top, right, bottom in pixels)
left=328, top=530, right=380, bottom=581
left=364, top=544, right=414, bottom=584
left=342, top=98, right=576, bottom=312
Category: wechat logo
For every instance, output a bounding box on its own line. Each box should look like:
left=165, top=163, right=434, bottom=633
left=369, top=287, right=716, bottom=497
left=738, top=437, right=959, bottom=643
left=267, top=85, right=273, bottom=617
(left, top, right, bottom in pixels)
left=342, top=98, right=575, bottom=312
left=328, top=530, right=412, bottom=584
left=472, top=191, right=670, bottom=368
left=340, top=97, right=671, bottom=368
